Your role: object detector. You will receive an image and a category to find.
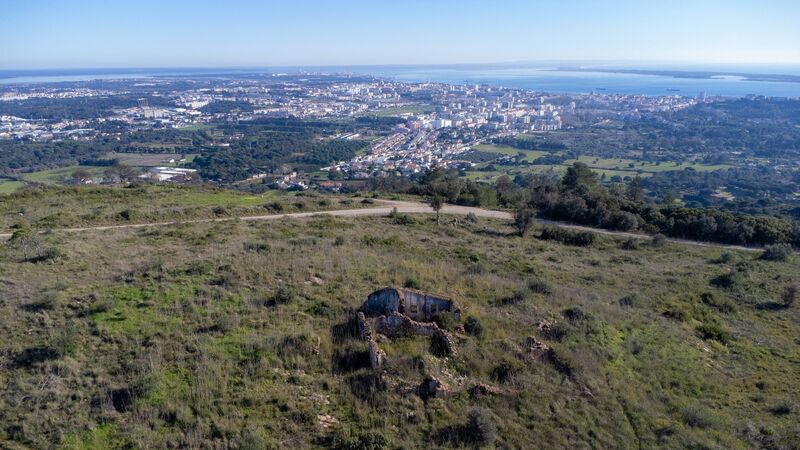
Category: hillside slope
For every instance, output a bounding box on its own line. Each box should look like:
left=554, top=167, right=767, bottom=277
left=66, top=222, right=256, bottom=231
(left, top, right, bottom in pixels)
left=0, top=200, right=798, bottom=449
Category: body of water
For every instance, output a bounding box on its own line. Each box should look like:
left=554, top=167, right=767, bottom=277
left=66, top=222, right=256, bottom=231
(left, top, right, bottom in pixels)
left=366, top=65, right=800, bottom=97
left=2, top=64, right=800, bottom=98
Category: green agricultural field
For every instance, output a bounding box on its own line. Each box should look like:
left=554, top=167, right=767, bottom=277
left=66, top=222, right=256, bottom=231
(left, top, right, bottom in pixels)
left=0, top=193, right=797, bottom=449
left=564, top=155, right=733, bottom=174
left=473, top=144, right=550, bottom=162
left=106, top=152, right=199, bottom=167
left=19, top=165, right=107, bottom=185
left=0, top=178, right=27, bottom=194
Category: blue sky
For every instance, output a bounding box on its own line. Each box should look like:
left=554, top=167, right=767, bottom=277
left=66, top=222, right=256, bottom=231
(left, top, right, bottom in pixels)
left=2, top=0, right=799, bottom=69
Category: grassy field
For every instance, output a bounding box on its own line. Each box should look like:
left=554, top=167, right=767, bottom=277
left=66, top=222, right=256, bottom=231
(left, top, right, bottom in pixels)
left=19, top=166, right=107, bottom=185
left=472, top=144, right=734, bottom=179
left=0, top=178, right=27, bottom=194
left=0, top=187, right=797, bottom=449
left=0, top=184, right=365, bottom=231
left=105, top=152, right=199, bottom=167
left=473, top=144, right=549, bottom=162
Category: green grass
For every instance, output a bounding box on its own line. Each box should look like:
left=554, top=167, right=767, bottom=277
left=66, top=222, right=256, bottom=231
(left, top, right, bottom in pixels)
left=20, top=165, right=106, bottom=184
left=462, top=149, right=734, bottom=182
left=0, top=184, right=365, bottom=231
left=0, top=178, right=27, bottom=193
left=473, top=144, right=549, bottom=162
left=1, top=186, right=798, bottom=448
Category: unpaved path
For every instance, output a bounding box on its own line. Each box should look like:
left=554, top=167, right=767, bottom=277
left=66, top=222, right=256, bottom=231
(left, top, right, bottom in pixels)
left=0, top=199, right=768, bottom=252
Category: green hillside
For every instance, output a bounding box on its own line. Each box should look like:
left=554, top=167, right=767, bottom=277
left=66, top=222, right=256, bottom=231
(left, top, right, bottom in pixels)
left=0, top=189, right=797, bottom=449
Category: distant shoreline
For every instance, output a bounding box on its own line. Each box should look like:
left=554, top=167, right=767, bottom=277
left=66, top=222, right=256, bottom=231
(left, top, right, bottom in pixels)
left=555, top=67, right=800, bottom=84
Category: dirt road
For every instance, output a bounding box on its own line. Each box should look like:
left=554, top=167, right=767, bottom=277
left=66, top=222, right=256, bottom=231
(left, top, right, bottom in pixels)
left=0, top=199, right=767, bottom=252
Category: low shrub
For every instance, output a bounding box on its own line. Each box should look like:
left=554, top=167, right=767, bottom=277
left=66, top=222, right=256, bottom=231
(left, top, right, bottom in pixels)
left=711, top=269, right=745, bottom=289
left=403, top=277, right=421, bottom=290
left=268, top=286, right=297, bottom=306
left=681, top=405, right=717, bottom=429
left=696, top=322, right=731, bottom=344
left=528, top=278, right=552, bottom=295
left=431, top=311, right=457, bottom=331
left=618, top=293, right=644, bottom=308
left=539, top=226, right=595, bottom=247
left=760, top=244, right=793, bottom=262
left=782, top=283, right=798, bottom=308
left=464, top=316, right=485, bottom=338
left=619, top=237, right=639, bottom=250
left=490, top=360, right=520, bottom=383
left=464, top=409, right=497, bottom=446
left=331, top=427, right=389, bottom=450
left=700, top=292, right=735, bottom=313
left=650, top=234, right=667, bottom=248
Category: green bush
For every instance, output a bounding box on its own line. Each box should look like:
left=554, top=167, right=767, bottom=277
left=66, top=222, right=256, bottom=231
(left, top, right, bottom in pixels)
left=432, top=311, right=456, bottom=331
left=268, top=286, right=297, bottom=306
left=464, top=316, right=485, bottom=338
left=539, top=226, right=596, bottom=246
left=403, top=277, right=421, bottom=290
left=650, top=234, right=667, bottom=248
left=528, top=278, right=552, bottom=295
left=331, top=427, right=389, bottom=450
left=700, top=292, right=735, bottom=313
left=711, top=269, right=745, bottom=289
left=760, top=244, right=793, bottom=262
left=464, top=408, right=497, bottom=446
left=620, top=237, right=639, bottom=250
left=696, top=322, right=731, bottom=344
left=490, top=360, right=519, bottom=383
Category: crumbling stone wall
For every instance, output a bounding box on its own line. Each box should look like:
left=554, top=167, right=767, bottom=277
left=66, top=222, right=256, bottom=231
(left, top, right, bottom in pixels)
left=375, top=312, right=440, bottom=337
left=368, top=339, right=386, bottom=370
left=356, top=312, right=372, bottom=341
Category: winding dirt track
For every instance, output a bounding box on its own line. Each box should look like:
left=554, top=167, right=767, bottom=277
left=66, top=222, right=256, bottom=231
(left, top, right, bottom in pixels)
left=0, top=199, right=767, bottom=252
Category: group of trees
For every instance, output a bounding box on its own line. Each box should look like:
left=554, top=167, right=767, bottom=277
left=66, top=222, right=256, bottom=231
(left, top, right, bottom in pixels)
left=509, top=163, right=800, bottom=247
left=370, top=163, right=799, bottom=247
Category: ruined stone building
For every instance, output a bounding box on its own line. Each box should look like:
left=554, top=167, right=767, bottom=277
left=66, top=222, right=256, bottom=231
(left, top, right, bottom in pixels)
left=360, top=287, right=461, bottom=322
left=357, top=287, right=460, bottom=371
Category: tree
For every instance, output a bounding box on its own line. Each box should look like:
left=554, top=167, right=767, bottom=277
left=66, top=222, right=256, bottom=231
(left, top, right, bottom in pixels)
left=430, top=195, right=444, bottom=225
left=626, top=176, right=645, bottom=203
left=562, top=162, right=597, bottom=192
left=71, top=168, right=92, bottom=183
left=513, top=204, right=536, bottom=236
left=111, top=162, right=140, bottom=182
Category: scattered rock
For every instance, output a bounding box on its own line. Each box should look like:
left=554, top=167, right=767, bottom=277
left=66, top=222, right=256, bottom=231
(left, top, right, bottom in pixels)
left=317, top=414, right=338, bottom=429
left=469, top=383, right=502, bottom=398
left=536, top=319, right=554, bottom=333
left=417, top=376, right=449, bottom=400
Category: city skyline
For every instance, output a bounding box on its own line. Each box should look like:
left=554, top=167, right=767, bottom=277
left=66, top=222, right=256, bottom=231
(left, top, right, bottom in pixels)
left=2, top=0, right=800, bottom=69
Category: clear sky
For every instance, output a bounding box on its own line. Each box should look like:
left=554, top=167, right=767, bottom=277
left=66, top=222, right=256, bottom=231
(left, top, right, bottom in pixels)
left=2, top=0, right=799, bottom=69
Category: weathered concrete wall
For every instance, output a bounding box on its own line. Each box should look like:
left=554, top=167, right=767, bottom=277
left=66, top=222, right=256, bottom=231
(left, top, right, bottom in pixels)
left=360, top=288, right=402, bottom=317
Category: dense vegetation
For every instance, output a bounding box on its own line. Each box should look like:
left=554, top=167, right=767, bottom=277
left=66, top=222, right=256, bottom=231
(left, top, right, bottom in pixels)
left=0, top=95, right=172, bottom=120
left=371, top=165, right=800, bottom=248
left=0, top=187, right=797, bottom=448
left=191, top=118, right=370, bottom=181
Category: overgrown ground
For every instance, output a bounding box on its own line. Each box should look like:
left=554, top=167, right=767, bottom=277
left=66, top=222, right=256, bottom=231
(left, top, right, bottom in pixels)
left=0, top=185, right=366, bottom=230
left=0, top=190, right=798, bottom=449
